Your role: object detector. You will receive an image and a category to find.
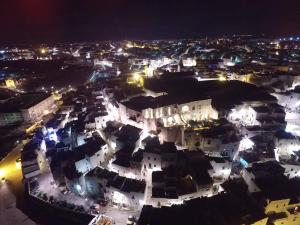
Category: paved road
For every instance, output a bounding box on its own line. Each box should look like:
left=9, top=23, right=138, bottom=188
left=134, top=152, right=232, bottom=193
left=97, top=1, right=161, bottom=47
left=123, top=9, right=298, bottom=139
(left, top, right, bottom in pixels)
left=104, top=207, right=140, bottom=225
left=0, top=144, right=38, bottom=225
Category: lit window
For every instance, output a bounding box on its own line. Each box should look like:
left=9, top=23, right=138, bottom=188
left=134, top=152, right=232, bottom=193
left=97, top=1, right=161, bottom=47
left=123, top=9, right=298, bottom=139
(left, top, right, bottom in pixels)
left=182, top=105, right=189, bottom=113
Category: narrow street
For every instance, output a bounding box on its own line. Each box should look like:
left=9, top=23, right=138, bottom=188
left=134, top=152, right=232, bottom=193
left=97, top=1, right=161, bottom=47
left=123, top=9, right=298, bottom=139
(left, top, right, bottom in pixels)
left=0, top=144, right=37, bottom=225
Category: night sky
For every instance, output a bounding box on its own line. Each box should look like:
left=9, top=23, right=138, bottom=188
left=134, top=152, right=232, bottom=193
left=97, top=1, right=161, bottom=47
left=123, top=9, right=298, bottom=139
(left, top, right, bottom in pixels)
left=0, top=0, right=299, bottom=43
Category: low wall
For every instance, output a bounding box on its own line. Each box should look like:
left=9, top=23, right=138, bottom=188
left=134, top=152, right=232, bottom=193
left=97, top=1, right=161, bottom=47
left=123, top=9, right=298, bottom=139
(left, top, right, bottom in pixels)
left=26, top=181, right=95, bottom=225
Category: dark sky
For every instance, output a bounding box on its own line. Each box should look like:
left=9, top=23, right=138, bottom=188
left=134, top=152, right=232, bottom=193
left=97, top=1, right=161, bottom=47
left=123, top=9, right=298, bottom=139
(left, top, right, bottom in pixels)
left=0, top=0, right=299, bottom=43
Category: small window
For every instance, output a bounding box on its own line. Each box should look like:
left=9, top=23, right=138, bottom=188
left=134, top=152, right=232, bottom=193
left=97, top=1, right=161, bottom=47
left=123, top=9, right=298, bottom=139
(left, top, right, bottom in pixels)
left=207, top=140, right=211, bottom=145
left=154, top=158, right=156, bottom=161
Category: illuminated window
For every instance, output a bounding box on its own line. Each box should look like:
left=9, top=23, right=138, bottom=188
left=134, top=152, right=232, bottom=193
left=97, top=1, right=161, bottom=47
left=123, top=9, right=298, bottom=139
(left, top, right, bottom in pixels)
left=182, top=105, right=189, bottom=113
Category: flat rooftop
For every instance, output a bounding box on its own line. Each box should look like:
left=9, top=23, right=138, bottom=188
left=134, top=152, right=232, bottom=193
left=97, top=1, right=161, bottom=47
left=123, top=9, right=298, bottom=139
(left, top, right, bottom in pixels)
left=122, top=76, right=276, bottom=112
left=0, top=93, right=52, bottom=113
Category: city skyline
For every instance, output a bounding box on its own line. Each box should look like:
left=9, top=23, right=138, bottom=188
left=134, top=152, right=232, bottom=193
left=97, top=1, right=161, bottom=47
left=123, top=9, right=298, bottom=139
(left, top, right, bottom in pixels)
left=1, top=1, right=300, bottom=225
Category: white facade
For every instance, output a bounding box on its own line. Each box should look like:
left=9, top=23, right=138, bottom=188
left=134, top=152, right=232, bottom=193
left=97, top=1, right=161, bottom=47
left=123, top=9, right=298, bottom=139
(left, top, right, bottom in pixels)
left=182, top=58, right=197, bottom=67
left=283, top=164, right=300, bottom=179
left=107, top=187, right=145, bottom=209
left=141, top=99, right=218, bottom=130
left=94, top=59, right=113, bottom=67
left=228, top=105, right=258, bottom=126
left=75, top=144, right=108, bottom=173
left=21, top=95, right=56, bottom=122
left=275, top=136, right=300, bottom=160
left=209, top=160, right=232, bottom=180
left=273, top=92, right=300, bottom=111
left=89, top=144, right=109, bottom=167
left=95, top=114, right=110, bottom=130
left=75, top=158, right=92, bottom=174
left=142, top=152, right=162, bottom=173
left=241, top=169, right=261, bottom=193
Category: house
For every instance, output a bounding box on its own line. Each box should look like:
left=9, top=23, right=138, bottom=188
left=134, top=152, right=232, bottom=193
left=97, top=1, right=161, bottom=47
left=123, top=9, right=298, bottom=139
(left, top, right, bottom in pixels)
left=142, top=140, right=178, bottom=176
left=275, top=130, right=300, bottom=161
left=0, top=93, right=56, bottom=126
left=242, top=161, right=286, bottom=193
left=84, top=166, right=146, bottom=209
left=184, top=122, right=240, bottom=159
left=107, top=176, right=146, bottom=209
left=109, top=146, right=136, bottom=178
left=85, top=166, right=117, bottom=199
left=21, top=139, right=42, bottom=179
left=49, top=133, right=107, bottom=190
left=95, top=112, right=110, bottom=130
left=64, top=164, right=85, bottom=195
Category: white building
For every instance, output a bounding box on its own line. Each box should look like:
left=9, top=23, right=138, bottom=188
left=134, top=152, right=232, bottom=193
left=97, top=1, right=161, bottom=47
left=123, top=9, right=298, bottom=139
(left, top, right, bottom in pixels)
left=120, top=96, right=218, bottom=132
left=275, top=130, right=300, bottom=160
left=95, top=113, right=110, bottom=130
left=85, top=167, right=145, bottom=209
left=182, top=58, right=197, bottom=67
left=209, top=158, right=232, bottom=181
left=21, top=94, right=56, bottom=122
left=228, top=104, right=258, bottom=126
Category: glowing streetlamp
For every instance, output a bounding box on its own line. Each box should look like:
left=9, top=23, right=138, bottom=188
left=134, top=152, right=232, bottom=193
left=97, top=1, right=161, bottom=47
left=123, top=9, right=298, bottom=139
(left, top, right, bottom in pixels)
left=0, top=169, right=5, bottom=178
left=133, top=73, right=141, bottom=81
left=16, top=158, right=21, bottom=169
left=219, top=76, right=227, bottom=81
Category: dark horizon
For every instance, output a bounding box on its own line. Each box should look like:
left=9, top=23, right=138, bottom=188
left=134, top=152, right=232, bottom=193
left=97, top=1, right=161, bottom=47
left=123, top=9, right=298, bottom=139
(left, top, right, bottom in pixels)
left=1, top=0, right=300, bottom=44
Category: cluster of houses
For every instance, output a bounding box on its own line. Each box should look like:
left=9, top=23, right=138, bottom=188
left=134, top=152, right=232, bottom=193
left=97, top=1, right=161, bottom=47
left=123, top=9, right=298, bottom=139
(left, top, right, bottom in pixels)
left=19, top=70, right=300, bottom=214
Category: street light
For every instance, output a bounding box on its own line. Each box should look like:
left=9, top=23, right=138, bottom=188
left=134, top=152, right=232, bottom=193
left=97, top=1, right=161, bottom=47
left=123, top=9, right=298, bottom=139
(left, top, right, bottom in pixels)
left=0, top=169, right=5, bottom=178
left=219, top=76, right=226, bottom=81
left=133, top=73, right=141, bottom=81
left=16, top=158, right=21, bottom=169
